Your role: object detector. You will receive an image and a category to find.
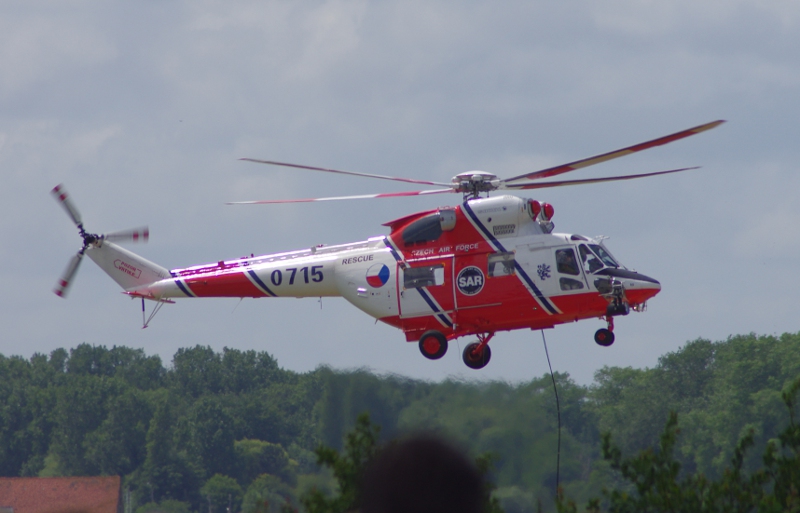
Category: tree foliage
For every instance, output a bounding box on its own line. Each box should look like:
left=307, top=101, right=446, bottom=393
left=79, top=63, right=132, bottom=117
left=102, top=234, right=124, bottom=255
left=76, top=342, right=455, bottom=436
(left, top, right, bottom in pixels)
left=558, top=377, right=800, bottom=512
left=0, top=333, right=798, bottom=512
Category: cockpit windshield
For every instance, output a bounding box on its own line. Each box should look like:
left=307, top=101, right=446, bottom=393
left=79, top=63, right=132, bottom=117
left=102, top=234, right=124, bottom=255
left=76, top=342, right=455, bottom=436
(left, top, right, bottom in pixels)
left=579, top=244, right=620, bottom=273
left=589, top=244, right=619, bottom=268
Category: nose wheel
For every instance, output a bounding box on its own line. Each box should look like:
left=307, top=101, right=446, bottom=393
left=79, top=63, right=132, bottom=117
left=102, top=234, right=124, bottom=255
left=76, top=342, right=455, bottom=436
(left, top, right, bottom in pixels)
left=594, top=316, right=615, bottom=346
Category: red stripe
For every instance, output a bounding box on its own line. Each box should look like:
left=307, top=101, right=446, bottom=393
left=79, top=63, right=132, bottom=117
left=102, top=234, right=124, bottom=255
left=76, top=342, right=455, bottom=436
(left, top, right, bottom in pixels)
left=185, top=272, right=268, bottom=298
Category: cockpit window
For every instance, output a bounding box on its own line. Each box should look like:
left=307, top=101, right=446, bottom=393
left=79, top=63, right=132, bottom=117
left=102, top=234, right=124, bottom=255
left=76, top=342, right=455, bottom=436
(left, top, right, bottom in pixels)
left=589, top=244, right=619, bottom=268
left=579, top=244, right=604, bottom=274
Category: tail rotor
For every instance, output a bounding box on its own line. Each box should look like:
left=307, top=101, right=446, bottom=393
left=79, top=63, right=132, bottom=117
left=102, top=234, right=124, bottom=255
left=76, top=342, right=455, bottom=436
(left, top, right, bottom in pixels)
left=51, top=184, right=149, bottom=298
left=54, top=251, right=85, bottom=298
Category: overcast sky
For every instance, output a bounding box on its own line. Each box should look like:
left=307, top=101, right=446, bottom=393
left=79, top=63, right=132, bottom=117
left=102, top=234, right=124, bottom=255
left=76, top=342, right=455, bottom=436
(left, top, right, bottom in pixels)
left=2, top=0, right=798, bottom=385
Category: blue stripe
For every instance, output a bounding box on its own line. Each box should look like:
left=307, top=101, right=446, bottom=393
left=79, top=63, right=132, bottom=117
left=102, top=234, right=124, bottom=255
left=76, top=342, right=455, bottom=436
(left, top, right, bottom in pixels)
left=383, top=237, right=403, bottom=261
left=175, top=279, right=195, bottom=298
left=417, top=288, right=453, bottom=327
left=247, top=270, right=276, bottom=297
left=462, top=201, right=559, bottom=315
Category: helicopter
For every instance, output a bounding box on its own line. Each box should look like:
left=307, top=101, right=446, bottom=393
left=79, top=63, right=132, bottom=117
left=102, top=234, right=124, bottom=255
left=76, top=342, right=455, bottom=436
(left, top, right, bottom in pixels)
left=53, top=120, right=723, bottom=370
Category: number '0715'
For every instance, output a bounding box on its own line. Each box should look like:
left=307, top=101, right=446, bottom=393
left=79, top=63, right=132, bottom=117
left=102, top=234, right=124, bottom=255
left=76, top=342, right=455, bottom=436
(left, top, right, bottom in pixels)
left=270, top=266, right=323, bottom=286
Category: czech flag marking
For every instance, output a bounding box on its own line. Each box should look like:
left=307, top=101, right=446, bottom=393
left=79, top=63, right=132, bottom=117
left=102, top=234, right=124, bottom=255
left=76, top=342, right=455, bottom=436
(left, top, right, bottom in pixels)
left=366, top=264, right=390, bottom=288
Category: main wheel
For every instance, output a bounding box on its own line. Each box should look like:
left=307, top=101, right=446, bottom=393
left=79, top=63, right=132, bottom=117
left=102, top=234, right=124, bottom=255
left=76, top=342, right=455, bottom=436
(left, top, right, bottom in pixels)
left=462, top=342, right=492, bottom=370
left=594, top=328, right=615, bottom=347
left=418, top=330, right=448, bottom=360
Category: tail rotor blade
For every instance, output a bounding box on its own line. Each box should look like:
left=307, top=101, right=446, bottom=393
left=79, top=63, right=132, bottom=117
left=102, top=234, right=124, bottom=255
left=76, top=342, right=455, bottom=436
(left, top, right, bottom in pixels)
left=104, top=226, right=149, bottom=243
left=53, top=252, right=84, bottom=298
left=51, top=184, right=83, bottom=227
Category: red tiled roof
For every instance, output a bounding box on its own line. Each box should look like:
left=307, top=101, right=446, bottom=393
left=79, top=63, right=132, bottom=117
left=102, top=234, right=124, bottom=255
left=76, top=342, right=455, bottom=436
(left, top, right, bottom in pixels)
left=0, top=476, right=121, bottom=513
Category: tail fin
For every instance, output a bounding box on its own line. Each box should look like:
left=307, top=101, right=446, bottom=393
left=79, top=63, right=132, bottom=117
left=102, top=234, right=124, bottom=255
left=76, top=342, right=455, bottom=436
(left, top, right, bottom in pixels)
left=86, top=240, right=171, bottom=291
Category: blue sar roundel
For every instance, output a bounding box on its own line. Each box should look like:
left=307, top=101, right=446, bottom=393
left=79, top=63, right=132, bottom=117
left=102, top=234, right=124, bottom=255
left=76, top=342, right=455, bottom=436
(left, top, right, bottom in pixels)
left=457, top=266, right=485, bottom=295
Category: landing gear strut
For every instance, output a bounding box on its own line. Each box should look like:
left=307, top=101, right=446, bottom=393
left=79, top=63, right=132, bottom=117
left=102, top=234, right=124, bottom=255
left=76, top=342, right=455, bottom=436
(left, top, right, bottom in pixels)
left=596, top=278, right=628, bottom=347
left=594, top=316, right=615, bottom=346
left=462, top=333, right=494, bottom=370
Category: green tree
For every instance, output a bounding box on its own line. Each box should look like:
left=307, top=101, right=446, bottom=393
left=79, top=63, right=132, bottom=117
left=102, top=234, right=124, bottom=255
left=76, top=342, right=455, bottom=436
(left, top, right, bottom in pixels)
left=84, top=388, right=154, bottom=475
left=316, top=369, right=424, bottom=449
left=200, top=474, right=243, bottom=513
left=0, top=354, right=59, bottom=476
left=49, top=374, right=124, bottom=475
left=220, top=347, right=284, bottom=394
left=171, top=345, right=224, bottom=397
left=137, top=392, right=201, bottom=506
left=558, top=377, right=800, bottom=512
left=135, top=499, right=192, bottom=513
left=67, top=344, right=165, bottom=389
left=184, top=396, right=237, bottom=478
left=241, top=474, right=297, bottom=513
left=234, top=439, right=294, bottom=486
left=301, top=413, right=381, bottom=513
left=301, top=413, right=505, bottom=513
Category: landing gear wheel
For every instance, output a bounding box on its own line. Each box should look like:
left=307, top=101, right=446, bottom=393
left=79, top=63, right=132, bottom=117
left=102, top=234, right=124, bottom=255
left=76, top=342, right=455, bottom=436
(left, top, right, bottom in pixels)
left=418, top=330, right=448, bottom=360
left=594, top=328, right=615, bottom=347
left=462, top=342, right=492, bottom=370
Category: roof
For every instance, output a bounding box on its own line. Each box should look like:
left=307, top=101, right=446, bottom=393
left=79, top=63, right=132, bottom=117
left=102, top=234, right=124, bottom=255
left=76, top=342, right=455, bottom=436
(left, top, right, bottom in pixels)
left=0, top=476, right=121, bottom=513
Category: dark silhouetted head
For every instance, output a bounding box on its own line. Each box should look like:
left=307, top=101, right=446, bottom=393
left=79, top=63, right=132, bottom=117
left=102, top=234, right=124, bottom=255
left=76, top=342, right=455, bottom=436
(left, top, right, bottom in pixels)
left=360, top=434, right=484, bottom=513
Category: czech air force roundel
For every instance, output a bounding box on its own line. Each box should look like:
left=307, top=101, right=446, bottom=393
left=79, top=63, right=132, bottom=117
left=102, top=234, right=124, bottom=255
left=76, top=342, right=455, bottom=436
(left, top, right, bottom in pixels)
left=457, top=266, right=485, bottom=295
left=366, top=264, right=391, bottom=288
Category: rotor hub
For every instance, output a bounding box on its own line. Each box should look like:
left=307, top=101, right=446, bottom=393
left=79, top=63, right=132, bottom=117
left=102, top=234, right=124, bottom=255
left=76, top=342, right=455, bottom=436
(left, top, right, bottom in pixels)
left=451, top=171, right=501, bottom=199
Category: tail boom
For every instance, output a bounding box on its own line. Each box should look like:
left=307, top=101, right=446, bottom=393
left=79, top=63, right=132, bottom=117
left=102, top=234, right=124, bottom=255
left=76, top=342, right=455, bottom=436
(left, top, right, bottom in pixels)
left=131, top=249, right=342, bottom=300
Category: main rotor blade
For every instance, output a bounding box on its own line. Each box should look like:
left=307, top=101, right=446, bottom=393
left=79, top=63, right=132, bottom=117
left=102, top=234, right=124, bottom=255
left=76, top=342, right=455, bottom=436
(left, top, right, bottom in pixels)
left=54, top=251, right=84, bottom=298
left=51, top=184, right=83, bottom=227
left=227, top=188, right=455, bottom=205
left=504, top=120, right=724, bottom=183
left=240, top=158, right=453, bottom=187
left=104, top=226, right=150, bottom=243
left=502, top=167, right=699, bottom=190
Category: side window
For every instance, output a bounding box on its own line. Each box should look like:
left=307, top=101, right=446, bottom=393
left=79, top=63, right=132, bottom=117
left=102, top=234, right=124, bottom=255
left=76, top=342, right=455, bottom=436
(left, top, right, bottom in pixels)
left=488, top=252, right=515, bottom=277
left=560, top=277, right=584, bottom=291
left=594, top=277, right=612, bottom=294
left=404, top=265, right=444, bottom=289
left=555, top=248, right=579, bottom=276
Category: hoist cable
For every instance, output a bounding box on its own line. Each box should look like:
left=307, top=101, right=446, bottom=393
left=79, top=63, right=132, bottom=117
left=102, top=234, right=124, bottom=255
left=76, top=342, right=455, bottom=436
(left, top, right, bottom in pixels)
left=541, top=329, right=561, bottom=494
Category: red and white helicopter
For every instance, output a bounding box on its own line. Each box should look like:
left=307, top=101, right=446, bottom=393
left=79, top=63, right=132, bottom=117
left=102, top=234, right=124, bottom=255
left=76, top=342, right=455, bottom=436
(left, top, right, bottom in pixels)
left=53, top=120, right=723, bottom=369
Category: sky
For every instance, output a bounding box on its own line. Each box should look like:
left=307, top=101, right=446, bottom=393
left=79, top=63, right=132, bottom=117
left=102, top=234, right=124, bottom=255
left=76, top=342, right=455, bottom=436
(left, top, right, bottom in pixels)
left=1, top=0, right=799, bottom=386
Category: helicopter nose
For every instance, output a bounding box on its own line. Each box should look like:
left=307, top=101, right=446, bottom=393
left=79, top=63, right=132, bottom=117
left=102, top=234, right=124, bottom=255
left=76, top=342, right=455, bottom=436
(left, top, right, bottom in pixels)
left=626, top=274, right=661, bottom=304
left=595, top=268, right=661, bottom=303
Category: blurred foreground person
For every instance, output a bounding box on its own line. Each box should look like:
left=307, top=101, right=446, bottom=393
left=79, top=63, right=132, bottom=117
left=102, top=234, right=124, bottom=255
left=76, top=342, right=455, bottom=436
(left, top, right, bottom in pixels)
left=360, top=435, right=484, bottom=513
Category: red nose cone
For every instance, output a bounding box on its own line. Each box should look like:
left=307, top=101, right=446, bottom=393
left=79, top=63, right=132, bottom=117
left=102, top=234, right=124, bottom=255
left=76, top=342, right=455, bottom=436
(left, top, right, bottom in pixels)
left=625, top=278, right=661, bottom=304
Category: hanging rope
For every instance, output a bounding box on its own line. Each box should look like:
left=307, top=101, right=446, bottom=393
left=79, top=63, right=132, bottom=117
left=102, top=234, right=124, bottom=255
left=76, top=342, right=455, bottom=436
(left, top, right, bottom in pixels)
left=541, top=329, right=561, bottom=495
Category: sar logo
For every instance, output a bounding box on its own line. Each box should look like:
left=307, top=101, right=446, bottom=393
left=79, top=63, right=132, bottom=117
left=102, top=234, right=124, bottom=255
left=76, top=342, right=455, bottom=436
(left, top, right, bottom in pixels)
left=457, top=266, right=485, bottom=296
left=366, top=263, right=391, bottom=288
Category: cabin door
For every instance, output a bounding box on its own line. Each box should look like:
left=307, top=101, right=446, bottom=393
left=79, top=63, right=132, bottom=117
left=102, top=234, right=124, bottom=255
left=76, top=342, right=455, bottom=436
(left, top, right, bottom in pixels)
left=398, top=256, right=455, bottom=319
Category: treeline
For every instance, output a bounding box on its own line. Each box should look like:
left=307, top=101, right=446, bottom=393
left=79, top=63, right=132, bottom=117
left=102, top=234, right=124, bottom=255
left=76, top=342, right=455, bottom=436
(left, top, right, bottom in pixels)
left=1, top=332, right=799, bottom=512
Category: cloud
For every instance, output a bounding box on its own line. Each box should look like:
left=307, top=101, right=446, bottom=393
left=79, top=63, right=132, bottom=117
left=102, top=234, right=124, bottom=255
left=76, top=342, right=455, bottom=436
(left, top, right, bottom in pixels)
left=1, top=0, right=799, bottom=384
left=0, top=9, right=116, bottom=98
